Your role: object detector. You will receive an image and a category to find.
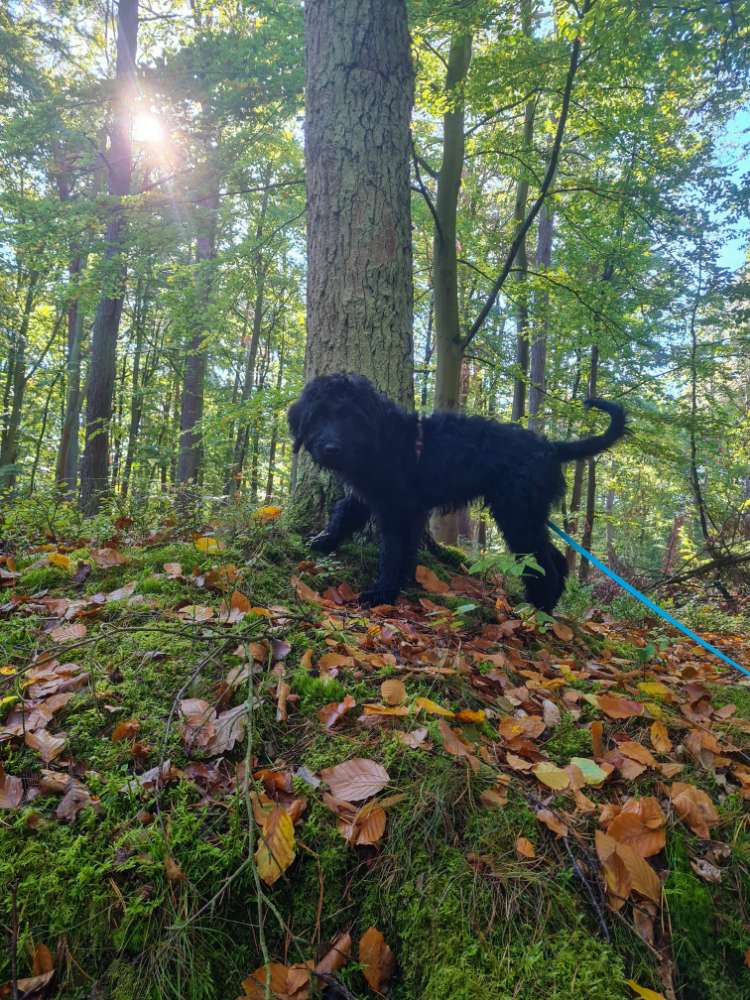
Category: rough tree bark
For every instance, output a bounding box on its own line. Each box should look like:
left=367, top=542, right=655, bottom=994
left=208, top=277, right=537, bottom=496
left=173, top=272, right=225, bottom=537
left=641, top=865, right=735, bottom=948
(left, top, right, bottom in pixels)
left=293, top=0, right=415, bottom=529
left=55, top=254, right=85, bottom=494
left=431, top=32, right=472, bottom=544
left=79, top=0, right=139, bottom=514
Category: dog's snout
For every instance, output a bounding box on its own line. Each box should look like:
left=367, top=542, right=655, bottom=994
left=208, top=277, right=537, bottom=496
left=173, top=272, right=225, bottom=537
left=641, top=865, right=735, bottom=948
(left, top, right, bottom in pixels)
left=322, top=443, right=340, bottom=460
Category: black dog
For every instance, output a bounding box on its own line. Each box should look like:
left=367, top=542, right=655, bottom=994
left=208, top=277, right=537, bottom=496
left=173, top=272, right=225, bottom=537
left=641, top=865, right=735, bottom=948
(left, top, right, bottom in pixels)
left=288, top=373, right=626, bottom=611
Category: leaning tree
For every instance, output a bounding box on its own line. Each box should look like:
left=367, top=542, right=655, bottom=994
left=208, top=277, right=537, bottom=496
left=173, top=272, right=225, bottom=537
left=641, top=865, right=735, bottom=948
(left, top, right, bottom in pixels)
left=292, top=0, right=415, bottom=529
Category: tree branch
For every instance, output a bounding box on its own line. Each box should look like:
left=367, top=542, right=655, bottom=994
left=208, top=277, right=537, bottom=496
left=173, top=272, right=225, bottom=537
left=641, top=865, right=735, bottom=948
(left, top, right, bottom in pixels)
left=461, top=0, right=592, bottom=351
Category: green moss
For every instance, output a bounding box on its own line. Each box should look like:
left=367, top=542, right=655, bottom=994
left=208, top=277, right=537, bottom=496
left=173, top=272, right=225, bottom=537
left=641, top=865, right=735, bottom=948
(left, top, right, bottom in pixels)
left=17, top=565, right=70, bottom=592
left=543, top=712, right=594, bottom=763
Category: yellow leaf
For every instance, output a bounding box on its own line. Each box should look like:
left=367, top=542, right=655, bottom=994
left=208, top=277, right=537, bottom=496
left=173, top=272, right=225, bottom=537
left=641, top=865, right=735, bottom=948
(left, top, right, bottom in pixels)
left=194, top=535, right=225, bottom=553
left=255, top=505, right=282, bottom=523
left=626, top=981, right=666, bottom=1000
left=532, top=761, right=570, bottom=790
left=637, top=681, right=670, bottom=699
left=48, top=552, right=72, bottom=571
left=254, top=806, right=295, bottom=886
left=415, top=696, right=455, bottom=718
left=455, top=708, right=486, bottom=724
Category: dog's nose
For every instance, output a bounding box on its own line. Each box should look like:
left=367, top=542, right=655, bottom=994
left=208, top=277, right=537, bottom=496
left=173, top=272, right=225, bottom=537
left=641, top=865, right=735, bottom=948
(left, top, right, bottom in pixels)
left=322, top=443, right=340, bottom=461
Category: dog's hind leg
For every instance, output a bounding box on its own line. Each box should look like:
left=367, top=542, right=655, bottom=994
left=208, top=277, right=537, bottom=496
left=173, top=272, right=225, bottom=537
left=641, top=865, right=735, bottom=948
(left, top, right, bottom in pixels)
left=489, top=510, right=565, bottom=612
left=310, top=494, right=370, bottom=554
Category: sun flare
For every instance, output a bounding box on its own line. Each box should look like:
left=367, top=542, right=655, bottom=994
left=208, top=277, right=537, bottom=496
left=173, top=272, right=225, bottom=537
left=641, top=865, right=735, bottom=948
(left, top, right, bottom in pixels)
left=132, top=111, right=165, bottom=144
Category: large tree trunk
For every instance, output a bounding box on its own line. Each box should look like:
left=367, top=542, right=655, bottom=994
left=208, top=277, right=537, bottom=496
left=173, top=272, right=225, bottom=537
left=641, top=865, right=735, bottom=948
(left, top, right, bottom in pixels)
left=176, top=187, right=219, bottom=514
left=528, top=200, right=554, bottom=434
left=0, top=274, right=38, bottom=489
left=294, top=0, right=415, bottom=529
left=431, top=32, right=472, bottom=544
left=79, top=0, right=139, bottom=515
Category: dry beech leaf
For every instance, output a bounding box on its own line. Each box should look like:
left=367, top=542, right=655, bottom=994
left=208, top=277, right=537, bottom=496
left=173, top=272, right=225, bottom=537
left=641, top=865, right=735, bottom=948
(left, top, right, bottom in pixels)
left=516, top=836, right=536, bottom=858
left=597, top=693, right=644, bottom=719
left=551, top=621, right=573, bottom=642
left=591, top=720, right=605, bottom=758
left=24, top=729, right=66, bottom=763
left=318, top=694, right=357, bottom=729
left=415, top=696, right=454, bottom=718
left=30, top=943, right=54, bottom=976
left=670, top=782, right=719, bottom=840
left=112, top=719, right=140, bottom=742
left=290, top=575, right=322, bottom=604
left=532, top=761, right=570, bottom=790
left=362, top=703, right=410, bottom=717
left=49, top=622, right=87, bottom=644
left=596, top=830, right=661, bottom=905
left=415, top=564, right=450, bottom=594
left=606, top=797, right=666, bottom=858
left=0, top=763, right=24, bottom=809
left=650, top=721, right=673, bottom=754
left=396, top=728, right=430, bottom=749
left=536, top=808, right=568, bottom=838
left=254, top=806, right=296, bottom=886
left=359, top=926, right=396, bottom=992
left=618, top=741, right=657, bottom=767
left=381, top=679, right=406, bottom=706
left=239, top=963, right=296, bottom=999
left=315, top=930, right=352, bottom=977
left=90, top=546, right=128, bottom=567
left=317, top=652, right=355, bottom=671
left=320, top=758, right=390, bottom=801
left=505, top=753, right=534, bottom=772
left=165, top=856, right=186, bottom=882
left=480, top=786, right=508, bottom=809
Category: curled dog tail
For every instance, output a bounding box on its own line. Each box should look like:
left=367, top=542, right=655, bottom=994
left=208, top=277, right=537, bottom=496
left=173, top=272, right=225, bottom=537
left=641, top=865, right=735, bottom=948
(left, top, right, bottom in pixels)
left=552, top=398, right=627, bottom=462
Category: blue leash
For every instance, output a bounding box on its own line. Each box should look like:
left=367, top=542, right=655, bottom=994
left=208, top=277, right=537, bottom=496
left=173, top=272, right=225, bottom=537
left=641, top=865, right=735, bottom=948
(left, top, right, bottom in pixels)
left=548, top=520, right=750, bottom=680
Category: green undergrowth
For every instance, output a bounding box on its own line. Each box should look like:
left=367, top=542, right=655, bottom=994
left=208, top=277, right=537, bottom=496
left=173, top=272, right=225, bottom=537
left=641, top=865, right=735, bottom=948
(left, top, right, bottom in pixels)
left=2, top=520, right=750, bottom=998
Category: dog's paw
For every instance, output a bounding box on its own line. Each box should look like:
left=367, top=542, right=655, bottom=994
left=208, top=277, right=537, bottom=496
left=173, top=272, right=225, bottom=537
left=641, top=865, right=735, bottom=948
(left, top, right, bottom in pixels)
left=358, top=587, right=398, bottom=607
left=309, top=532, right=338, bottom=554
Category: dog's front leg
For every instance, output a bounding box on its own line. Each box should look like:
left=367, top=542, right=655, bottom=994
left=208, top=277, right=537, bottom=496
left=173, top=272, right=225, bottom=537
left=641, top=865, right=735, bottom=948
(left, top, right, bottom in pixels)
left=310, top=494, right=370, bottom=554
left=359, top=518, right=406, bottom=606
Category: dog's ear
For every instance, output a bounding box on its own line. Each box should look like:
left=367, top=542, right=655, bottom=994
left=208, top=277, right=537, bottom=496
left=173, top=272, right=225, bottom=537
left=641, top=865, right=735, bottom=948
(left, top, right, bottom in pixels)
left=287, top=399, right=305, bottom=453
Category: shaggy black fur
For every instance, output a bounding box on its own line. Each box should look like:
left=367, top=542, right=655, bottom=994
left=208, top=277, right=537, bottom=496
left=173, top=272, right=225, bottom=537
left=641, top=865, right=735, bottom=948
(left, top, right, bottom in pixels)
left=288, top=373, right=626, bottom=611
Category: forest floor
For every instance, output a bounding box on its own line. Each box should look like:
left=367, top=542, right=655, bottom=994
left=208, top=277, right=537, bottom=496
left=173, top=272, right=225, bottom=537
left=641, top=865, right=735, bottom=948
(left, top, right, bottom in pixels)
left=1, top=503, right=750, bottom=1000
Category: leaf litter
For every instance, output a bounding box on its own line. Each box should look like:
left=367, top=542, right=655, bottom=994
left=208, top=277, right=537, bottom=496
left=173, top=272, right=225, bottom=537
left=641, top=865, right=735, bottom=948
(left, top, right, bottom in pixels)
left=2, top=530, right=750, bottom=998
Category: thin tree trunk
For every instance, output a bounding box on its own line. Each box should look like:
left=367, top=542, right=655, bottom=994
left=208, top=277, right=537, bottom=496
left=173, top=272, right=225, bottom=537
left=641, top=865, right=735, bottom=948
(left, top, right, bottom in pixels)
left=264, top=339, right=286, bottom=503
left=578, top=345, right=599, bottom=582
left=433, top=32, right=472, bottom=414
left=294, top=0, right=415, bottom=530
left=55, top=255, right=86, bottom=494
left=528, top=200, right=554, bottom=434
left=110, top=351, right=128, bottom=491
left=431, top=32, right=472, bottom=544
left=30, top=373, right=61, bottom=492
left=79, top=0, right=139, bottom=514
left=688, top=263, right=712, bottom=545
left=121, top=281, right=149, bottom=500
left=511, top=13, right=537, bottom=424
left=0, top=273, right=39, bottom=489
left=176, top=186, right=219, bottom=515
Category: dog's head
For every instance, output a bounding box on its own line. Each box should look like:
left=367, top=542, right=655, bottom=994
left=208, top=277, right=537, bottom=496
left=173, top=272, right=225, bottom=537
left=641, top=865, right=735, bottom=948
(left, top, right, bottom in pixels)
left=287, top=372, right=387, bottom=474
